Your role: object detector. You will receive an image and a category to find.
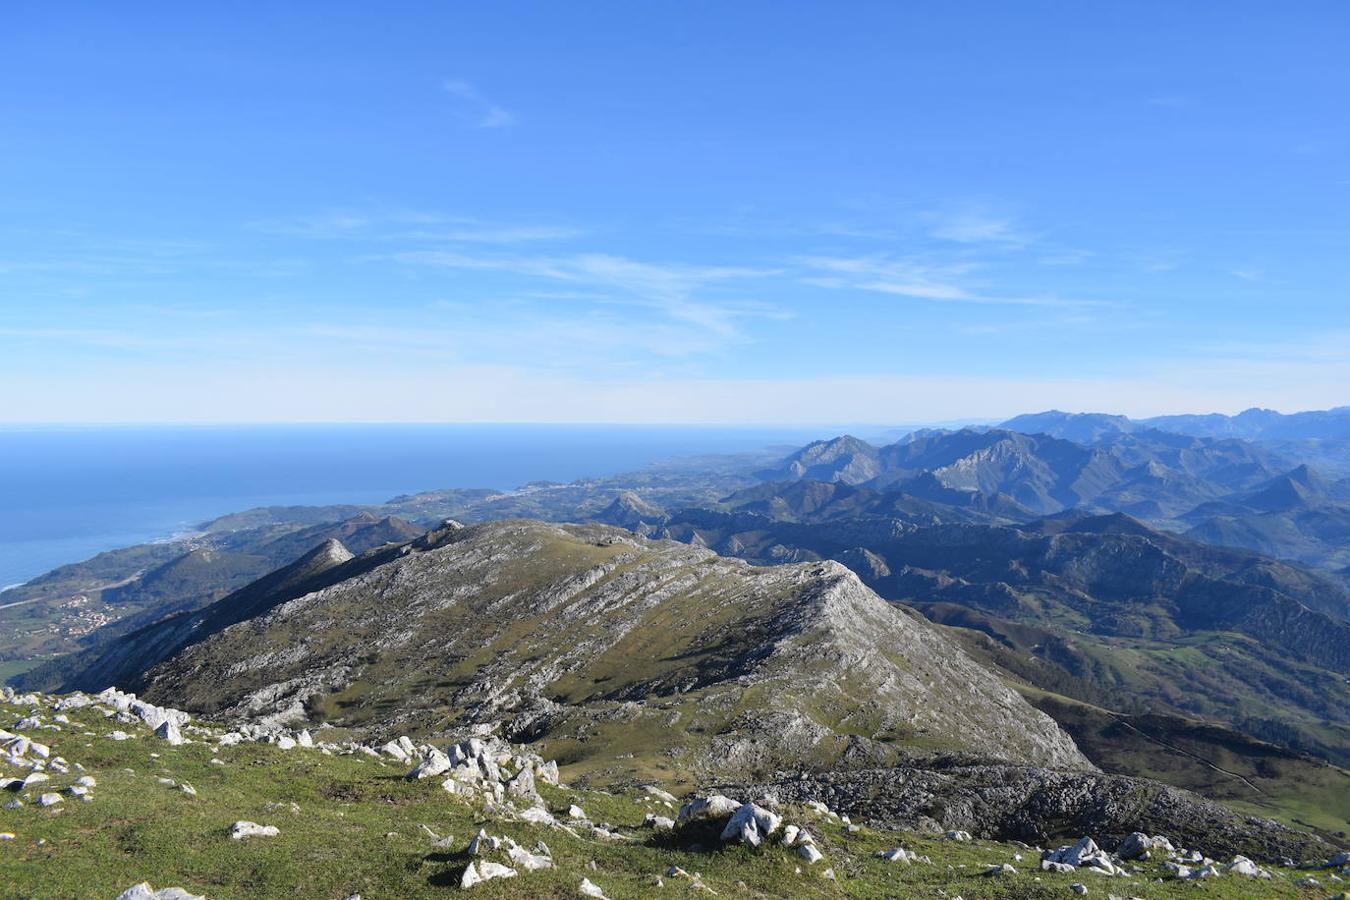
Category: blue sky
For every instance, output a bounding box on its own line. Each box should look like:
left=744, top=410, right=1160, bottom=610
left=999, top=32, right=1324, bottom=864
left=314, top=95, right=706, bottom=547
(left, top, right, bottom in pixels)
left=2, top=1, right=1347, bottom=423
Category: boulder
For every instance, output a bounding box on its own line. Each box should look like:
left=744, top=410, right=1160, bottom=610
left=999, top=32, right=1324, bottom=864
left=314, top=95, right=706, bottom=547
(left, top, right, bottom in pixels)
left=116, top=884, right=206, bottom=900
left=1226, top=856, right=1272, bottom=879
left=875, top=848, right=916, bottom=863
left=230, top=821, right=279, bottom=839
left=1043, top=836, right=1115, bottom=872
left=798, top=843, right=824, bottom=865
left=1117, top=831, right=1172, bottom=860
left=460, top=860, right=516, bottom=888
left=407, top=749, right=451, bottom=780
left=505, top=844, right=553, bottom=871
left=676, top=794, right=740, bottom=826
left=155, top=720, right=185, bottom=746
left=506, top=764, right=537, bottom=800
left=719, top=803, right=782, bottom=847
left=579, top=878, right=608, bottom=899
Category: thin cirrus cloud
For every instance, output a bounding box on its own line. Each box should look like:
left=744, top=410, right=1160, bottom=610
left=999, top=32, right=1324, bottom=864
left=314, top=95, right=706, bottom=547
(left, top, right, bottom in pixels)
left=442, top=79, right=515, bottom=128
left=796, top=255, right=1105, bottom=309
left=253, top=211, right=581, bottom=243
left=391, top=249, right=780, bottom=339
left=927, top=211, right=1030, bottom=245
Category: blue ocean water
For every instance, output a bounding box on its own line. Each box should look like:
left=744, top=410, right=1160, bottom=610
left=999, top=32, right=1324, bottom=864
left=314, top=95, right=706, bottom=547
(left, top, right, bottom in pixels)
left=0, top=424, right=831, bottom=590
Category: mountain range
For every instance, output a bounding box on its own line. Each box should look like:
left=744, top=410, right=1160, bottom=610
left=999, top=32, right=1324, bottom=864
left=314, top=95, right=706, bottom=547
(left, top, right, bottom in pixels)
left=758, top=425, right=1350, bottom=576
left=4, top=406, right=1348, bottom=846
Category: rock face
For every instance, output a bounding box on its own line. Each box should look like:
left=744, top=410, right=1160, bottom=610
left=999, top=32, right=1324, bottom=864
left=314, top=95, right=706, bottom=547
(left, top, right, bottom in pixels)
left=123, top=521, right=1086, bottom=777
left=744, top=764, right=1331, bottom=863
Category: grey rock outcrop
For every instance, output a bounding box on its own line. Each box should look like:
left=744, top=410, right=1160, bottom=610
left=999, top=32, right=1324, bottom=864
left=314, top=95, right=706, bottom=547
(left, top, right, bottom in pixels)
left=742, top=764, right=1333, bottom=863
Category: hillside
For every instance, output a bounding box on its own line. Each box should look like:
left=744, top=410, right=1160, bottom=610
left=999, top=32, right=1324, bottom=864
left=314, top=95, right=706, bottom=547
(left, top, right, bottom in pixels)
left=3, top=687, right=1342, bottom=899
left=0, top=514, right=422, bottom=669
left=64, top=520, right=1086, bottom=782
left=617, top=507, right=1350, bottom=773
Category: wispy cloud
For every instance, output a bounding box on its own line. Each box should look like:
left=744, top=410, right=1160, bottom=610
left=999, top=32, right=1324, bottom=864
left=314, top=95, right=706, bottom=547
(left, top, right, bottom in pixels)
left=392, top=249, right=779, bottom=339
left=442, top=79, right=515, bottom=128
left=928, top=211, right=1030, bottom=245
left=254, top=211, right=581, bottom=244
left=797, top=255, right=1107, bottom=308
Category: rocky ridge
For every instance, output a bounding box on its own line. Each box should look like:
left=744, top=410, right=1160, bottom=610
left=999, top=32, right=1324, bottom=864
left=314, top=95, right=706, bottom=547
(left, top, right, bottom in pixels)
left=115, top=520, right=1087, bottom=777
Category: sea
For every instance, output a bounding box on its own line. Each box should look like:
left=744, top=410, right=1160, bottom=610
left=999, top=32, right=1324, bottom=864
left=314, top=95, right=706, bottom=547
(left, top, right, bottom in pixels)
left=0, top=423, right=849, bottom=591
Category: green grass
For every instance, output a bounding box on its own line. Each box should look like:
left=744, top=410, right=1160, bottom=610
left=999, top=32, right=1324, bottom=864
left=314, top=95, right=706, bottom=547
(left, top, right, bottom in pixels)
left=0, top=699, right=1337, bottom=899
left=0, top=659, right=43, bottom=682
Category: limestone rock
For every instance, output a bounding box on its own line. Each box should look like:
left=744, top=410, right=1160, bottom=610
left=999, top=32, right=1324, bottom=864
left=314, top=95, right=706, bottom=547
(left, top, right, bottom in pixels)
left=578, top=877, right=607, bottom=898
left=719, top=802, right=782, bottom=847
left=116, top=884, right=206, bottom=900
left=676, top=794, right=740, bottom=826
left=230, top=821, right=279, bottom=839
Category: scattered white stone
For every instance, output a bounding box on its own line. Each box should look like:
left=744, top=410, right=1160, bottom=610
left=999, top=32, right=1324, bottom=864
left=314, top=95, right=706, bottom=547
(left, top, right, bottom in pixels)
left=1070, top=884, right=1087, bottom=895
left=408, top=748, right=451, bottom=780
left=876, top=847, right=917, bottom=863
left=642, top=812, right=675, bottom=830
left=578, top=877, right=607, bottom=899
left=467, top=829, right=502, bottom=855
left=75, top=775, right=96, bottom=788
left=798, top=843, right=824, bottom=865
left=116, top=883, right=205, bottom=900
left=944, top=830, right=972, bottom=842
left=566, top=804, right=588, bottom=820
left=720, top=802, right=781, bottom=847
left=1225, top=855, right=1271, bottom=879
left=230, top=821, right=279, bottom=839
left=155, top=720, right=185, bottom=746
left=644, top=785, right=677, bottom=803
left=36, top=793, right=63, bottom=807
left=1042, top=837, right=1117, bottom=874
left=460, top=860, right=516, bottom=888
left=517, top=805, right=555, bottom=827
left=505, top=844, right=553, bottom=871
left=984, top=863, right=1016, bottom=876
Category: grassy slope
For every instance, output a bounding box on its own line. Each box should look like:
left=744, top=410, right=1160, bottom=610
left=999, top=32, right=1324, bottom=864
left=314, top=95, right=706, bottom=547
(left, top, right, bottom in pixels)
left=1018, top=687, right=1350, bottom=839
left=931, top=614, right=1350, bottom=838
left=0, top=698, right=1336, bottom=899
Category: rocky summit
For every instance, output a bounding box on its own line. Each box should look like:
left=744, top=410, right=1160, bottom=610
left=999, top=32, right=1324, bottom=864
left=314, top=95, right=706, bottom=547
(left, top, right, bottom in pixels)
left=107, top=520, right=1085, bottom=780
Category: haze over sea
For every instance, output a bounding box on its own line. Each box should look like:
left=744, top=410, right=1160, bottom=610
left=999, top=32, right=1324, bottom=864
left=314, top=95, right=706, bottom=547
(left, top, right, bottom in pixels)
left=0, top=423, right=851, bottom=591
